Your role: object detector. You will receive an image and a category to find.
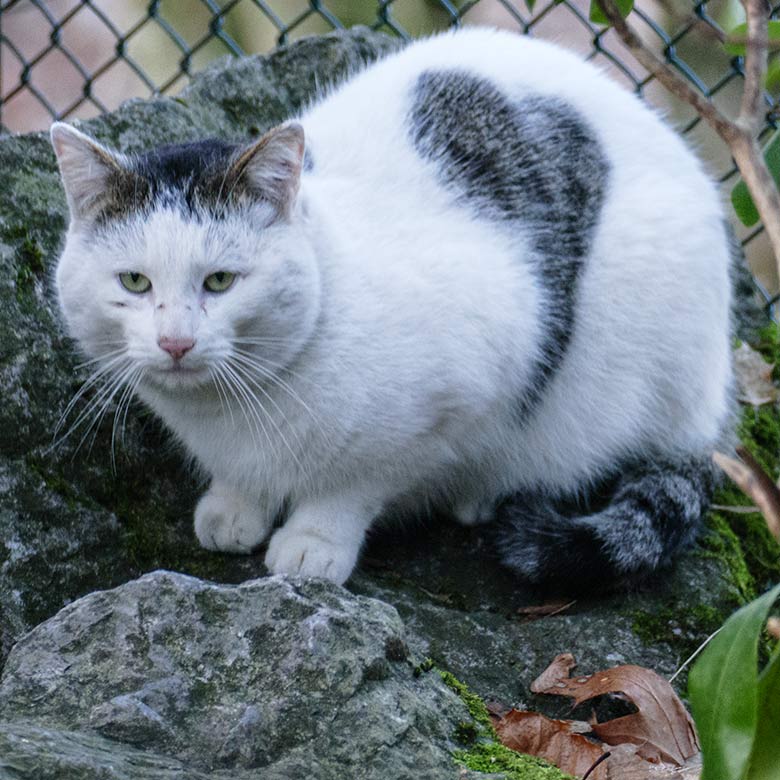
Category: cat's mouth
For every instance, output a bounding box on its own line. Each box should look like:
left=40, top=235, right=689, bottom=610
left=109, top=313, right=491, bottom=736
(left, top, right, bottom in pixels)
left=149, top=364, right=211, bottom=389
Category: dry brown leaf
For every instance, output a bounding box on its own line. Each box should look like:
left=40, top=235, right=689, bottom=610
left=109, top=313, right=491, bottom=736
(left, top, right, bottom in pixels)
left=713, top=447, right=780, bottom=542
left=495, top=710, right=608, bottom=780
left=517, top=600, right=576, bottom=619
left=486, top=699, right=512, bottom=722
left=530, top=653, right=578, bottom=693
left=534, top=664, right=699, bottom=765
left=734, top=342, right=778, bottom=406
left=604, top=743, right=702, bottom=780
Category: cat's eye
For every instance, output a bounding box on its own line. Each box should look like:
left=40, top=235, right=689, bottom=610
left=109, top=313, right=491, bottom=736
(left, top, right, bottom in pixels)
left=204, top=271, right=235, bottom=293
left=119, top=272, right=151, bottom=294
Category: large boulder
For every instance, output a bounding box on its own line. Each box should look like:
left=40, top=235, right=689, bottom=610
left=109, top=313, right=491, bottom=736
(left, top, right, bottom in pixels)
left=0, top=571, right=472, bottom=779
left=1, top=25, right=777, bottom=780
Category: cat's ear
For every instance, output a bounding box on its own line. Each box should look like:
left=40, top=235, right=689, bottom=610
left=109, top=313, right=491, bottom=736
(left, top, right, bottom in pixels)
left=50, top=122, right=129, bottom=221
left=230, top=123, right=305, bottom=219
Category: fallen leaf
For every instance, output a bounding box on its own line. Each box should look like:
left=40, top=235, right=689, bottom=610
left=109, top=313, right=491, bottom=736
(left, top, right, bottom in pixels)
left=713, top=447, right=780, bottom=543
left=603, top=743, right=702, bottom=779
left=495, top=709, right=608, bottom=780
left=530, top=653, right=578, bottom=693
left=734, top=342, right=778, bottom=406
left=534, top=664, right=699, bottom=765
left=485, top=699, right=512, bottom=722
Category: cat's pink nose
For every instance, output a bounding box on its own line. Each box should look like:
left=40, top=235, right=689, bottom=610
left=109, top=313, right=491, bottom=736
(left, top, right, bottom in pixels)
left=158, top=337, right=195, bottom=362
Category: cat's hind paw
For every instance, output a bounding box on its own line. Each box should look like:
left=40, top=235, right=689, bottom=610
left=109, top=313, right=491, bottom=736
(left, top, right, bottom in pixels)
left=452, top=499, right=494, bottom=527
left=264, top=526, right=357, bottom=585
left=194, top=484, right=272, bottom=554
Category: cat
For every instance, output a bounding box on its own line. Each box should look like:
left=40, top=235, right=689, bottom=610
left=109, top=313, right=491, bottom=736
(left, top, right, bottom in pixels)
left=51, top=27, right=732, bottom=591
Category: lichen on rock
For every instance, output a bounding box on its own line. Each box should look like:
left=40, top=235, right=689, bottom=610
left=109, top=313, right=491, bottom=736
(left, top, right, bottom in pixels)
left=0, top=571, right=474, bottom=779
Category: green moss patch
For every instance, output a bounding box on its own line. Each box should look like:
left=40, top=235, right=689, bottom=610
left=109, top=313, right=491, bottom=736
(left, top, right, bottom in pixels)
left=433, top=666, right=571, bottom=780
left=438, top=669, right=495, bottom=734
left=701, top=324, right=780, bottom=602
left=455, top=742, right=575, bottom=779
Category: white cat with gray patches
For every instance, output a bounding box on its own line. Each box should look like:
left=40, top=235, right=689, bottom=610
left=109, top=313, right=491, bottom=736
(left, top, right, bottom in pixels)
left=51, top=28, right=732, bottom=591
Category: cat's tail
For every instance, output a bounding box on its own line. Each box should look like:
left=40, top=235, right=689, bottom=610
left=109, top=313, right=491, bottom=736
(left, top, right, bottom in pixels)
left=496, top=457, right=714, bottom=591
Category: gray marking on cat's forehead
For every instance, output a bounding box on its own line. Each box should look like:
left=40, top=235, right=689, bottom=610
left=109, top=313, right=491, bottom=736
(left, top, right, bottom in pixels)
left=409, top=69, right=609, bottom=420
left=91, top=138, right=268, bottom=224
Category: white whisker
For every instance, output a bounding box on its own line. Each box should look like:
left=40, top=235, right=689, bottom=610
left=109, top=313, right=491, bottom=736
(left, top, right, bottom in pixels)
left=230, top=348, right=332, bottom=446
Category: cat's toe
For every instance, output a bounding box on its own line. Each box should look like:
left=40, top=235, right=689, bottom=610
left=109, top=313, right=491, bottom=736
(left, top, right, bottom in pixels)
left=194, top=491, right=270, bottom=554
left=264, top=527, right=356, bottom=585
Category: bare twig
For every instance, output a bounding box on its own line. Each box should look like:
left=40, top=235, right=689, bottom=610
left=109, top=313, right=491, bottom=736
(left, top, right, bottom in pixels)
left=710, top=503, right=762, bottom=513
left=596, top=0, right=780, bottom=286
left=712, top=448, right=780, bottom=541
left=724, top=36, right=780, bottom=51
left=582, top=751, right=611, bottom=780
left=737, top=0, right=770, bottom=135
left=669, top=627, right=724, bottom=683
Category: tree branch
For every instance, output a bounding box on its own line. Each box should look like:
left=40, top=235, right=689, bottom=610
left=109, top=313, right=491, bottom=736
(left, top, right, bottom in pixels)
left=737, top=0, right=770, bottom=135
left=595, top=0, right=780, bottom=287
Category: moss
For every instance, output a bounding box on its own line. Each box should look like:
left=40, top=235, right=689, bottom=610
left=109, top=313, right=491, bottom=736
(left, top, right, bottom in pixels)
left=753, top=322, right=780, bottom=381
left=632, top=602, right=728, bottom=658
left=438, top=669, right=494, bottom=734
left=700, top=323, right=780, bottom=601
left=435, top=667, right=570, bottom=779
left=412, top=657, right=435, bottom=677
left=454, top=743, right=574, bottom=779
left=4, top=223, right=46, bottom=313
left=700, top=512, right=758, bottom=603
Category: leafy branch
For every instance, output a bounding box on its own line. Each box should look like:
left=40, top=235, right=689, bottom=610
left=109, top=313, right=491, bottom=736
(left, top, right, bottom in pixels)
left=595, top=0, right=780, bottom=287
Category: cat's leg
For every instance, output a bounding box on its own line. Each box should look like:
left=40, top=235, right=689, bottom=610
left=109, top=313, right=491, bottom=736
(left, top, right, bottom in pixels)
left=264, top=491, right=381, bottom=585
left=194, top=480, right=274, bottom=554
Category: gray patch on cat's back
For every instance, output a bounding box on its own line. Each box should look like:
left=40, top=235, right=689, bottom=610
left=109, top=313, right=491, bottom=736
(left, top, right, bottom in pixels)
left=409, top=70, right=609, bottom=419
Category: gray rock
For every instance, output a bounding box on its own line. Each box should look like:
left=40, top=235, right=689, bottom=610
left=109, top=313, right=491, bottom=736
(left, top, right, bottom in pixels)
left=0, top=570, right=471, bottom=779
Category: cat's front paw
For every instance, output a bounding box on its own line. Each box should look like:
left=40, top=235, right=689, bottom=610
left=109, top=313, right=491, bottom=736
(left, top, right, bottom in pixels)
left=194, top=485, right=272, bottom=554
left=264, top=525, right=358, bottom=585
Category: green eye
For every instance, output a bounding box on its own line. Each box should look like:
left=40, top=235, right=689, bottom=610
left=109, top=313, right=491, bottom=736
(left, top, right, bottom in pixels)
left=204, top=271, right=236, bottom=293
left=119, top=272, right=151, bottom=294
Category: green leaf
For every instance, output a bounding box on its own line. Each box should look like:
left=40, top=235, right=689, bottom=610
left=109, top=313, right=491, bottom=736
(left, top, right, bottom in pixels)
left=589, top=0, right=634, bottom=25
left=765, top=55, right=780, bottom=92
left=689, top=583, right=780, bottom=780
left=743, top=644, right=780, bottom=780
left=524, top=0, right=536, bottom=11
left=731, top=131, right=780, bottom=227
left=724, top=21, right=780, bottom=56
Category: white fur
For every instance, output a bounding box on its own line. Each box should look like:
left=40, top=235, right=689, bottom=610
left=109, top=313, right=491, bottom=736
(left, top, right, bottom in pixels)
left=54, top=29, right=732, bottom=584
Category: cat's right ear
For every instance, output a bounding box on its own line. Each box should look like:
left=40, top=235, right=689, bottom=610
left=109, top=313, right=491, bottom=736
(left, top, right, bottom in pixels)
left=50, top=122, right=126, bottom=222
left=229, top=123, right=305, bottom=219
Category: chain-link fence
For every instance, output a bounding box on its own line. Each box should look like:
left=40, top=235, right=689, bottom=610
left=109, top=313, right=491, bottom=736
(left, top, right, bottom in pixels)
left=1, top=0, right=778, bottom=316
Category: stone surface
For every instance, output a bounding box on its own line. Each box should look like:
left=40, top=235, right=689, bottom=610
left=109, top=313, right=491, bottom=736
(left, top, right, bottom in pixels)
left=0, top=571, right=470, bottom=779
left=0, top=24, right=776, bottom=780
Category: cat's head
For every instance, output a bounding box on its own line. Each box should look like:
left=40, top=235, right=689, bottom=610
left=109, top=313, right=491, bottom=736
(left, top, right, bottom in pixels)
left=51, top=122, right=320, bottom=396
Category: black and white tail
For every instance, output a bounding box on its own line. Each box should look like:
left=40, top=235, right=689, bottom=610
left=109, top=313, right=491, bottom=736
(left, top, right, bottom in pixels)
left=497, top=458, right=714, bottom=591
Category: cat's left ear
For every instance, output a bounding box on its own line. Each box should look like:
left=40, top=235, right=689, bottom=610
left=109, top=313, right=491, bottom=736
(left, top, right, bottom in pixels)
left=230, top=123, right=305, bottom=219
